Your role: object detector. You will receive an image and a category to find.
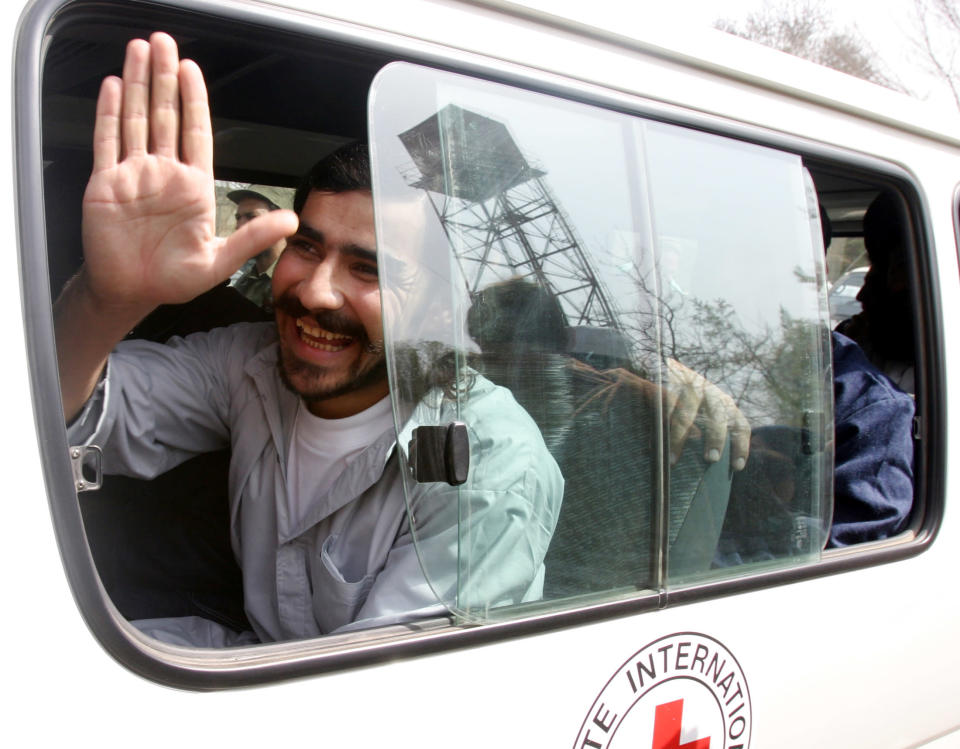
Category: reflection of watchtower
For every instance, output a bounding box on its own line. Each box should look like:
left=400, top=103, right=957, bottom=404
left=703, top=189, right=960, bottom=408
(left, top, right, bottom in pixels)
left=398, top=104, right=623, bottom=336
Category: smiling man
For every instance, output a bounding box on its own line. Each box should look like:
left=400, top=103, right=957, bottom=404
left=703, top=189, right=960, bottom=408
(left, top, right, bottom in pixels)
left=55, top=33, right=564, bottom=646
left=273, top=177, right=389, bottom=417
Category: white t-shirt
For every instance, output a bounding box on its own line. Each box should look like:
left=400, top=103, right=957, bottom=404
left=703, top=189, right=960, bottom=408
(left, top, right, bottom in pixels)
left=284, top=396, right=394, bottom=533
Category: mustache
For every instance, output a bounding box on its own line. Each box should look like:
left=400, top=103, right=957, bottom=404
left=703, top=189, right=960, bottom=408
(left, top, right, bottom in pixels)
left=274, top=291, right=384, bottom=354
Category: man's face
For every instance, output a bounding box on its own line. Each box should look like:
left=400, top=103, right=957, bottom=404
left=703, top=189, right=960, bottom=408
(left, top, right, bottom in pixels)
left=272, top=190, right=388, bottom=419
left=856, top=257, right=914, bottom=360
left=234, top=197, right=272, bottom=230
left=236, top=197, right=286, bottom=264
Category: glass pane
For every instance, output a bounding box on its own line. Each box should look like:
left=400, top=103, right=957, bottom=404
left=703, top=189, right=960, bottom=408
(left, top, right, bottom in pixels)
left=638, top=124, right=834, bottom=580
left=826, top=238, right=868, bottom=326
left=369, top=63, right=833, bottom=621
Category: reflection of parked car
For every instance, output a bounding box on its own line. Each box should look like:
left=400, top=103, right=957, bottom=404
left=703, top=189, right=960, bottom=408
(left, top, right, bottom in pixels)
left=829, top=267, right=868, bottom=324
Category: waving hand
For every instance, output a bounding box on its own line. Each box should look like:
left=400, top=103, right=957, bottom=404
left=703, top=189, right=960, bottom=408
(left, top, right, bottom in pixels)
left=56, top=32, right=297, bottom=420
left=81, top=32, right=296, bottom=314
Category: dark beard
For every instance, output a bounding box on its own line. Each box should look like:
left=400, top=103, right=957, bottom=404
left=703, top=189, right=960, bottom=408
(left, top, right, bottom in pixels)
left=273, top=289, right=387, bottom=402
left=276, top=348, right=388, bottom=403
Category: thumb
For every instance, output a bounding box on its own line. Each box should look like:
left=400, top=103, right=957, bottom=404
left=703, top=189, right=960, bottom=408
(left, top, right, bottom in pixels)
left=215, top=209, right=299, bottom=278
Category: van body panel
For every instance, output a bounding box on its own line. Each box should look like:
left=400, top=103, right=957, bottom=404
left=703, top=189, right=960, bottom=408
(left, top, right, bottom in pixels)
left=7, top=0, right=960, bottom=745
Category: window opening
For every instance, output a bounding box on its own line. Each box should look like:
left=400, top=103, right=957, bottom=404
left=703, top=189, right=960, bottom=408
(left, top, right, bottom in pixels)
left=30, top=0, right=924, bottom=674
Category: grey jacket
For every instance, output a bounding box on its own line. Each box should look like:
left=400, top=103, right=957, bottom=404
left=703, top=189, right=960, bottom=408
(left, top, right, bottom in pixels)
left=69, top=322, right=563, bottom=644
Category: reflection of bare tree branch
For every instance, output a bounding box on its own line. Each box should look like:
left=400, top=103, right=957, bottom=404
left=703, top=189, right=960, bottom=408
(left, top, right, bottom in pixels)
left=912, top=0, right=960, bottom=111
left=623, top=263, right=820, bottom=426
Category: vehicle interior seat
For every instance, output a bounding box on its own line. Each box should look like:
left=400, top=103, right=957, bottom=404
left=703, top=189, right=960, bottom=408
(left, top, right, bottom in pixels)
left=465, top=278, right=731, bottom=599
left=716, top=425, right=822, bottom=565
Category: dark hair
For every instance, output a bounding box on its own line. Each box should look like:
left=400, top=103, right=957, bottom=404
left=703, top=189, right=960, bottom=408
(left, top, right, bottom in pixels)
left=863, top=189, right=908, bottom=267
left=293, top=141, right=371, bottom=214
left=393, top=340, right=468, bottom=399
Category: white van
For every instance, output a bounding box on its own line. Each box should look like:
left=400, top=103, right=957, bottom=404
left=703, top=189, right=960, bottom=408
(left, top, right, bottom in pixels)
left=7, top=0, right=960, bottom=746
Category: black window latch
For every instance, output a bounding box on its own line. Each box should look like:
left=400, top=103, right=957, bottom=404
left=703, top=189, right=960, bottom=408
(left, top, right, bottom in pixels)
left=408, top=422, right=469, bottom=486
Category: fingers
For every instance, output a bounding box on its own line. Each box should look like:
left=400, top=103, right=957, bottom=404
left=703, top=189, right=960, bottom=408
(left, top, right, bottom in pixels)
left=699, top=390, right=750, bottom=471
left=665, top=358, right=751, bottom=472
left=120, top=38, right=150, bottom=159
left=698, top=385, right=730, bottom=465
left=215, top=210, right=299, bottom=278
left=178, top=59, right=212, bottom=172
left=728, top=409, right=751, bottom=472
left=665, top=358, right=701, bottom=464
left=667, top=382, right=702, bottom=466
left=114, top=32, right=209, bottom=167
left=92, top=77, right=122, bottom=172
left=148, top=32, right=181, bottom=158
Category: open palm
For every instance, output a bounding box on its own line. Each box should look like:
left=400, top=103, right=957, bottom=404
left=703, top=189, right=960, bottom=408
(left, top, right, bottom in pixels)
left=80, top=33, right=295, bottom=317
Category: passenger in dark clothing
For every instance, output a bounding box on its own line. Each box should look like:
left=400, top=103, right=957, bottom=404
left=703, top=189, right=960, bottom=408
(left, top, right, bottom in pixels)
left=829, top=330, right=914, bottom=546
left=825, top=191, right=915, bottom=543
left=717, top=330, right=914, bottom=563
left=836, top=190, right=915, bottom=393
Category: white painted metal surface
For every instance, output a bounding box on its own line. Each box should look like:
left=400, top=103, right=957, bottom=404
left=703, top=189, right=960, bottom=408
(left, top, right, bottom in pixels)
left=5, top=0, right=959, bottom=746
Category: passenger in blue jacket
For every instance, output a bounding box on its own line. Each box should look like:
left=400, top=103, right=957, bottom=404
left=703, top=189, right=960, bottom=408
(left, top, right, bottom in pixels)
left=829, top=330, right=914, bottom=546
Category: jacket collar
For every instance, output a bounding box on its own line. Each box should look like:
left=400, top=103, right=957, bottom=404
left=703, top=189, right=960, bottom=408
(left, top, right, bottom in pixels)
left=242, top=339, right=400, bottom=543
left=244, top=340, right=300, bottom=483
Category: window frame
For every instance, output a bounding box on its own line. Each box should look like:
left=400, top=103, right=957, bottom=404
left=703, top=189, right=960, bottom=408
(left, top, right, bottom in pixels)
left=16, top=0, right=944, bottom=689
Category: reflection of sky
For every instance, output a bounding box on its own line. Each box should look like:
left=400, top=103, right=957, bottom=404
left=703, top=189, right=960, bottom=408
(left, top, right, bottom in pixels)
left=369, top=63, right=822, bottom=358
left=643, top=122, right=819, bottom=329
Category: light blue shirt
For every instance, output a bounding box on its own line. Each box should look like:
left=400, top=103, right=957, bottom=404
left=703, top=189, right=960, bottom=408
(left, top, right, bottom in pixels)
left=69, top=322, right=563, bottom=645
